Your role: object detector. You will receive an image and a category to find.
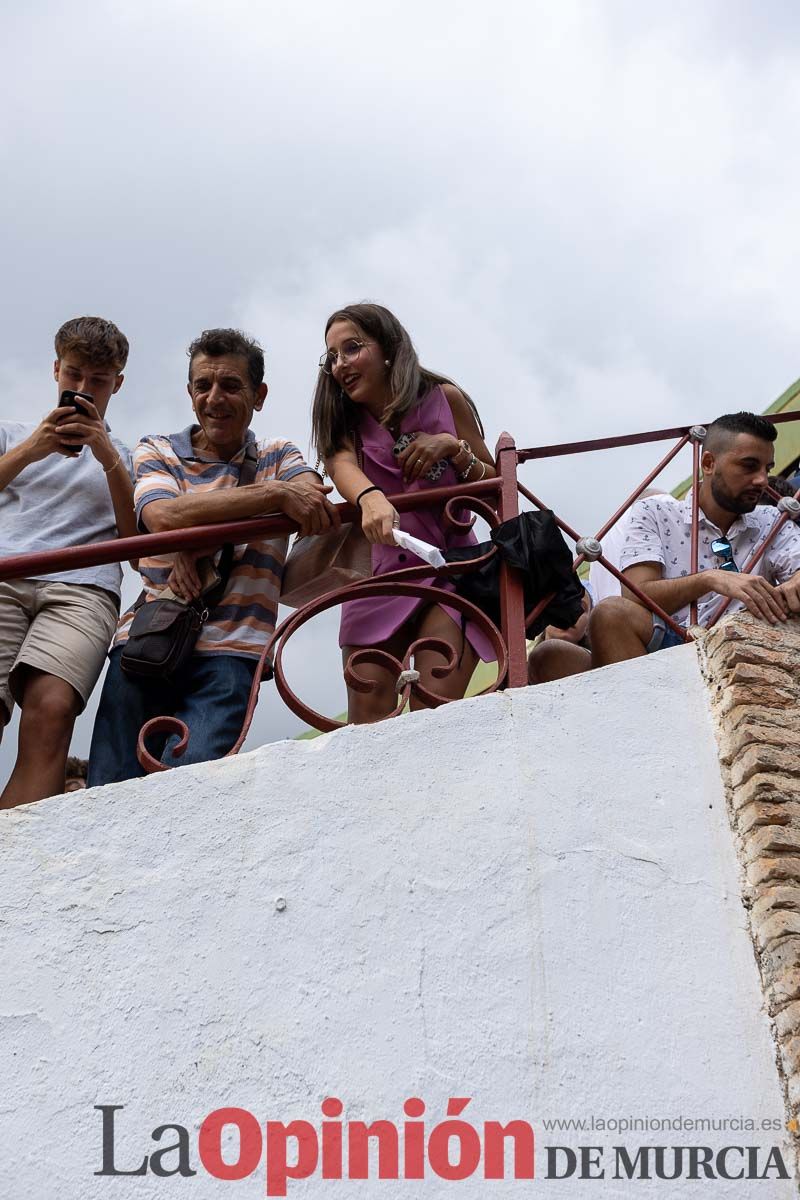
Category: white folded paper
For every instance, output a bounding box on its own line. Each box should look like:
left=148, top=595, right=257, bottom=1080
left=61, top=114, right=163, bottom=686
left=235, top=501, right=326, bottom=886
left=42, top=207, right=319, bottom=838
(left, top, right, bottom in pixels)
left=392, top=528, right=446, bottom=568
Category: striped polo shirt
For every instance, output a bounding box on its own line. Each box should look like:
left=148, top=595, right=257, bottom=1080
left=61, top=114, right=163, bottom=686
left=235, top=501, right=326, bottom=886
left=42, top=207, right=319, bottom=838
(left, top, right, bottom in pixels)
left=114, top=425, right=315, bottom=660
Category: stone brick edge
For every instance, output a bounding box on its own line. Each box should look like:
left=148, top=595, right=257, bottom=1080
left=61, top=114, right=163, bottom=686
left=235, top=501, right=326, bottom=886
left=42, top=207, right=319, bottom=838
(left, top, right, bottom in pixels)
left=699, top=611, right=800, bottom=1179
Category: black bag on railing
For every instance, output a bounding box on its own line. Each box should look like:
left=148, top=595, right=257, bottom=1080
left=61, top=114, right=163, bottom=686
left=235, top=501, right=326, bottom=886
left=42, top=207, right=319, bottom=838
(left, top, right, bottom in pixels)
left=120, top=446, right=258, bottom=684
left=444, top=510, right=585, bottom=637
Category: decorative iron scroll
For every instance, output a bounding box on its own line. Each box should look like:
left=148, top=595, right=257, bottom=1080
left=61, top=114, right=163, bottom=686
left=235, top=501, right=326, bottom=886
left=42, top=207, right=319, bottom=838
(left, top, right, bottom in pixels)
left=136, top=494, right=508, bottom=770
left=137, top=716, right=190, bottom=774
left=268, top=576, right=508, bottom=734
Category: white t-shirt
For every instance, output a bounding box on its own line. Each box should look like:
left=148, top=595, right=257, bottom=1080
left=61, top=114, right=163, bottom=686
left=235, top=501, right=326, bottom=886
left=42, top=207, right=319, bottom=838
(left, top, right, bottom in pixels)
left=0, top=421, right=133, bottom=597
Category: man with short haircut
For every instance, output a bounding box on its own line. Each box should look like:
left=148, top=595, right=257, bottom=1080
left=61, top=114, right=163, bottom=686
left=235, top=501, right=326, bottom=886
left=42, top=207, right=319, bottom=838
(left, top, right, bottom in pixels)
left=0, top=317, right=135, bottom=809
left=88, top=328, right=339, bottom=785
left=590, top=412, right=800, bottom=665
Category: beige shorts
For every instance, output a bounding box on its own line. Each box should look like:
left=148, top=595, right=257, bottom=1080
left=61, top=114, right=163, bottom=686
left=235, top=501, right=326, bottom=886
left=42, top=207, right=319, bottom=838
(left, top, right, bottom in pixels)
left=0, top=579, right=119, bottom=721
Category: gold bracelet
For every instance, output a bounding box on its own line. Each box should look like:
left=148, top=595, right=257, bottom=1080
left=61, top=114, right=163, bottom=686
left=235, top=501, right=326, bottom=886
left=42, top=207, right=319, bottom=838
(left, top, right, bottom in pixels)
left=103, top=453, right=122, bottom=474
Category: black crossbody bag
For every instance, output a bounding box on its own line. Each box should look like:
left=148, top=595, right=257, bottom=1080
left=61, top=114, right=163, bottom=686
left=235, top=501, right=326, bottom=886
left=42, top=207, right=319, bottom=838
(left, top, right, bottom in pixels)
left=120, top=446, right=258, bottom=683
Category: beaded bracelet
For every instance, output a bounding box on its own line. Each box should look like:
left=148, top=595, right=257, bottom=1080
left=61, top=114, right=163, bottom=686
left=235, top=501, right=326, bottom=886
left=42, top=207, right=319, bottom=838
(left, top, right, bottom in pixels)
left=457, top=455, right=488, bottom=482
left=457, top=454, right=478, bottom=481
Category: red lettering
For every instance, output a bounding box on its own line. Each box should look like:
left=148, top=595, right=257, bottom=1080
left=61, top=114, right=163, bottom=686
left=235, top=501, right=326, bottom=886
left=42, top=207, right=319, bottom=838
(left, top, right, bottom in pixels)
left=484, top=1120, right=535, bottom=1179
left=321, top=1097, right=343, bottom=1179
left=403, top=1098, right=426, bottom=1179
left=198, top=1107, right=262, bottom=1181
left=427, top=1099, right=480, bottom=1181
left=348, top=1121, right=399, bottom=1179
left=265, top=1121, right=318, bottom=1197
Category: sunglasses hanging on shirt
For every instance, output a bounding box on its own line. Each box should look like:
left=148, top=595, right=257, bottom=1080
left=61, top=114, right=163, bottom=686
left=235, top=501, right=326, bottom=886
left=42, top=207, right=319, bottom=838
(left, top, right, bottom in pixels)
left=711, top=537, right=739, bottom=573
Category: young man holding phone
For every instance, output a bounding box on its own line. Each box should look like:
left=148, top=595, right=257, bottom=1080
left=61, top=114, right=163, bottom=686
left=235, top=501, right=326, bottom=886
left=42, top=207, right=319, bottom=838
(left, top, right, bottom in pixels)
left=0, top=316, right=135, bottom=809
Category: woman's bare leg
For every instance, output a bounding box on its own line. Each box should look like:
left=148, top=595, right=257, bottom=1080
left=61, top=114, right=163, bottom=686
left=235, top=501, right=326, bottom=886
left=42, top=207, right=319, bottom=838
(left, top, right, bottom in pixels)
left=342, top=630, right=409, bottom=724
left=410, top=604, right=478, bottom=710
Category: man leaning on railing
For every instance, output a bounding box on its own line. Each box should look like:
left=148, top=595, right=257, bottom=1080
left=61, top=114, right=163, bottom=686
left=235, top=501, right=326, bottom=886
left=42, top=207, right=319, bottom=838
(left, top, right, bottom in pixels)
left=589, top=412, right=800, bottom=664
left=87, top=327, right=339, bottom=786
left=0, top=317, right=135, bottom=810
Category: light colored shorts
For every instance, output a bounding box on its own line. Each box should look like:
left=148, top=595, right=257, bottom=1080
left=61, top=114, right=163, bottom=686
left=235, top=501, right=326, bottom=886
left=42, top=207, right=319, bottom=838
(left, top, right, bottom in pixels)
left=0, top=579, right=119, bottom=721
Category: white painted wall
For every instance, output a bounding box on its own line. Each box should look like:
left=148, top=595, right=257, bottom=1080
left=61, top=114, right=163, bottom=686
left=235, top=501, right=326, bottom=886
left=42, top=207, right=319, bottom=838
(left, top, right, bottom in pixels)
left=1, top=644, right=793, bottom=1197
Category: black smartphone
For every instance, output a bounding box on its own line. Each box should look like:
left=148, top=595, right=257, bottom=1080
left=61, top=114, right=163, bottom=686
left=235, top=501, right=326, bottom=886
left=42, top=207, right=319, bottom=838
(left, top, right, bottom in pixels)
left=58, top=389, right=93, bottom=455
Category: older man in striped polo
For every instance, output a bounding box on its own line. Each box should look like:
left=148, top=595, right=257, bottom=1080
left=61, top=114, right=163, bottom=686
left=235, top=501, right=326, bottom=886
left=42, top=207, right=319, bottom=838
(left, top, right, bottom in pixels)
left=88, top=328, right=338, bottom=785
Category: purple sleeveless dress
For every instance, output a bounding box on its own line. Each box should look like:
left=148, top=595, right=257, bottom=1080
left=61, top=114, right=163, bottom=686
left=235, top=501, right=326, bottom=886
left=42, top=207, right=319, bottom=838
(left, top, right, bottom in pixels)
left=339, top=385, right=495, bottom=662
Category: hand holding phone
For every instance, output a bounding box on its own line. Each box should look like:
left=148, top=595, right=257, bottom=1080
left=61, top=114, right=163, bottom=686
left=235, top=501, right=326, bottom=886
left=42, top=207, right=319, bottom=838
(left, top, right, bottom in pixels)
left=392, top=431, right=449, bottom=483
left=58, top=389, right=94, bottom=454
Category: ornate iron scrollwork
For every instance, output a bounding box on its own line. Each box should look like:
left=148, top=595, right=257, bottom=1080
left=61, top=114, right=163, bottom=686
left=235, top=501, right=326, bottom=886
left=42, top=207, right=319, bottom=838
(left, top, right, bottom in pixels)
left=135, top=493, right=509, bottom=767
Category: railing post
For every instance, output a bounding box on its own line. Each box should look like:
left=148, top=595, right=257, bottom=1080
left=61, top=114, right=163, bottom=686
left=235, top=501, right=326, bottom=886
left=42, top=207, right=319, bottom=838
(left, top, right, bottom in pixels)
left=495, top=432, right=528, bottom=688
left=688, top=426, right=707, bottom=628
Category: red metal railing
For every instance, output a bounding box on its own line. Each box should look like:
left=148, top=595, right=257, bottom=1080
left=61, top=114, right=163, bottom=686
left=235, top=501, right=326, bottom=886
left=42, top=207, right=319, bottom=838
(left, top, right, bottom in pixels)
left=1, top=415, right=798, bottom=772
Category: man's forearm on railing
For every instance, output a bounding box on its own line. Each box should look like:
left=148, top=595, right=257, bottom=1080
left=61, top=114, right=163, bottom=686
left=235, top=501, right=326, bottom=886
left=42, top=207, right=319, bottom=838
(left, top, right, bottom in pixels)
left=0, top=476, right=503, bottom=583
left=142, top=481, right=297, bottom=533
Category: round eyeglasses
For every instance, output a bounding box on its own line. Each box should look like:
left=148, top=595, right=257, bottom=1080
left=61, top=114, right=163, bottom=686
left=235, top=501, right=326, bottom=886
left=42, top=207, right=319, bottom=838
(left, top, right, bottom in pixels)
left=318, top=339, right=368, bottom=375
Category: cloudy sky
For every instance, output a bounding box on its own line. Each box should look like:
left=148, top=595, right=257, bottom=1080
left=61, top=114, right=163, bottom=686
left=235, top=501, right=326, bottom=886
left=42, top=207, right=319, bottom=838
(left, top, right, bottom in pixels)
left=2, top=0, right=800, bottom=769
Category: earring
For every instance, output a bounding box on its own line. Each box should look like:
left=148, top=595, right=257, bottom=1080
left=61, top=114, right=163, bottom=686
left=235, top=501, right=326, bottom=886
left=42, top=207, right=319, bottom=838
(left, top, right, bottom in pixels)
left=384, top=359, right=391, bottom=367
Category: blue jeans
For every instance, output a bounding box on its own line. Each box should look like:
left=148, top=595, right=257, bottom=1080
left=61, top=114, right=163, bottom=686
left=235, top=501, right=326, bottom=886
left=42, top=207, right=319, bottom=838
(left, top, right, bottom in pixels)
left=646, top=614, right=687, bottom=654
left=88, top=647, right=258, bottom=786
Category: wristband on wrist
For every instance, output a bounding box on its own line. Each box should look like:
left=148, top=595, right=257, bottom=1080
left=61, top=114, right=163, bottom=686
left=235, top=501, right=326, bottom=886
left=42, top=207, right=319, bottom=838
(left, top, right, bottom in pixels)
left=103, top=454, right=122, bottom=474
left=356, top=485, right=383, bottom=508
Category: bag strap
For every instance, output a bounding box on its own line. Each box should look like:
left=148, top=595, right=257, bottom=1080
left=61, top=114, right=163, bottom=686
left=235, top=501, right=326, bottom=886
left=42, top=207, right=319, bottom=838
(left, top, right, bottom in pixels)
left=202, top=441, right=259, bottom=608
left=131, top=441, right=260, bottom=614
